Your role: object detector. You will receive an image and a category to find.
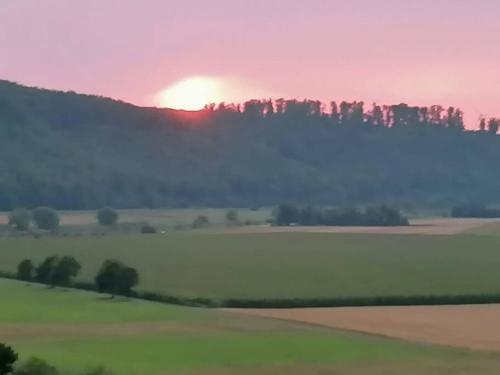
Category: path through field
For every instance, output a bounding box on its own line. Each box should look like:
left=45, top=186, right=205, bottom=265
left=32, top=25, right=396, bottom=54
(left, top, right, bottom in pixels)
left=232, top=304, right=500, bottom=352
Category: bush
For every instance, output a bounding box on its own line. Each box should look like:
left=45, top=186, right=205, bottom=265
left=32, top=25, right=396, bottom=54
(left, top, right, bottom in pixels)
left=192, top=215, right=209, bottom=229
left=13, top=358, right=58, bottom=375
left=8, top=209, right=31, bottom=231
left=97, top=207, right=118, bottom=226
left=140, top=224, right=157, bottom=234
left=33, top=207, right=59, bottom=231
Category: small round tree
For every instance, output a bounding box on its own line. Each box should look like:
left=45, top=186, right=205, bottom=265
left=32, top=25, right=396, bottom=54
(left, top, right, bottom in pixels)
left=51, top=256, right=81, bottom=287
left=17, top=259, right=34, bottom=282
left=95, top=260, right=139, bottom=298
left=35, top=256, right=59, bottom=285
left=97, top=207, right=118, bottom=226
left=8, top=209, right=31, bottom=231
left=225, top=210, right=239, bottom=226
left=0, top=343, right=18, bottom=375
left=33, top=207, right=59, bottom=231
left=192, top=215, right=209, bottom=229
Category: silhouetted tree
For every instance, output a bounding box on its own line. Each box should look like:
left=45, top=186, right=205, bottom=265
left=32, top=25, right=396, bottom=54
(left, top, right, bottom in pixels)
left=17, top=260, right=34, bottom=282
left=488, top=118, right=500, bottom=135
left=0, top=343, right=17, bottom=375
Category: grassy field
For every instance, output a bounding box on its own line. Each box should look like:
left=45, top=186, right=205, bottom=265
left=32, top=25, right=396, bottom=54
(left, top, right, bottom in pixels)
left=1, top=279, right=499, bottom=375
left=2, top=232, right=500, bottom=300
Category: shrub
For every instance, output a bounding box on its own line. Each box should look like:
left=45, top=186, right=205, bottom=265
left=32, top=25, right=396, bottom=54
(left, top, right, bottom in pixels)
left=8, top=209, right=31, bottom=231
left=33, top=207, right=59, bottom=231
left=13, top=358, right=58, bottom=375
left=192, top=215, right=209, bottom=229
left=140, top=224, right=157, bottom=234
left=97, top=207, right=118, bottom=226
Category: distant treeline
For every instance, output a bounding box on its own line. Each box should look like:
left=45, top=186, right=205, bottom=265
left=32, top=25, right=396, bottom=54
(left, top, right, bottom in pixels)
left=274, top=204, right=409, bottom=226
left=451, top=204, right=500, bottom=218
left=2, top=80, right=500, bottom=210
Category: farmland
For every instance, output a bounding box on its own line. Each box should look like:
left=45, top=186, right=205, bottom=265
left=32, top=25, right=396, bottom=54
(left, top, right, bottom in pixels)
left=1, top=230, right=500, bottom=300
left=234, top=304, right=500, bottom=352
left=2, top=279, right=499, bottom=375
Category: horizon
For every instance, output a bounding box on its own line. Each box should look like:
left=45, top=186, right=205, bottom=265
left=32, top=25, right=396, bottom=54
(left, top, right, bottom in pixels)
left=2, top=0, right=500, bottom=127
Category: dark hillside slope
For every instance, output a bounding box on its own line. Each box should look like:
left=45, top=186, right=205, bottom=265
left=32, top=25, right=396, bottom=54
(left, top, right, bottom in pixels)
left=0, top=80, right=498, bottom=209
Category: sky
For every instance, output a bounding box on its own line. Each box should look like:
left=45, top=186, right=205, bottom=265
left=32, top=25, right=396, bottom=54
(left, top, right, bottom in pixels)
left=1, top=0, right=500, bottom=126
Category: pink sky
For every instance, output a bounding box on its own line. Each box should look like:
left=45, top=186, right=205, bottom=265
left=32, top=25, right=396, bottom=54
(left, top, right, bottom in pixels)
left=1, top=0, right=500, bottom=127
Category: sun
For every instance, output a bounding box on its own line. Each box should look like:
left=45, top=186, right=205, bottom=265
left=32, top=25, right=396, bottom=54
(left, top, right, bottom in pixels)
left=155, top=76, right=222, bottom=110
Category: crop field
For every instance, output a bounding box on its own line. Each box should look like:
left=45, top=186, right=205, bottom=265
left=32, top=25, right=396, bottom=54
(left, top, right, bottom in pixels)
left=2, top=231, right=500, bottom=300
left=1, top=279, right=499, bottom=375
left=233, top=304, right=500, bottom=352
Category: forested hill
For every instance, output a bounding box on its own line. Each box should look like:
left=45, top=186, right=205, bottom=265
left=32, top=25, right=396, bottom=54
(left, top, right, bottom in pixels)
left=1, top=79, right=500, bottom=210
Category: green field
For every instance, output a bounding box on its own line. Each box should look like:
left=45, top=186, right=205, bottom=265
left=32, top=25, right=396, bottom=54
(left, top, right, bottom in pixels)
left=2, top=232, right=500, bottom=300
left=2, top=279, right=499, bottom=375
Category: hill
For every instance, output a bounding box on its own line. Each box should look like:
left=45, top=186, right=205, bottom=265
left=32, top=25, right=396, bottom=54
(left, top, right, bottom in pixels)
left=1, top=80, right=500, bottom=209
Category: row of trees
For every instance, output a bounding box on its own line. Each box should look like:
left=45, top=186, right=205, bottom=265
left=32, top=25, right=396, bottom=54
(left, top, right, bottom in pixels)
left=0, top=343, right=113, bottom=375
left=451, top=203, right=500, bottom=218
left=17, top=257, right=138, bottom=297
left=208, top=99, right=500, bottom=134
left=8, top=207, right=119, bottom=231
left=274, top=204, right=409, bottom=227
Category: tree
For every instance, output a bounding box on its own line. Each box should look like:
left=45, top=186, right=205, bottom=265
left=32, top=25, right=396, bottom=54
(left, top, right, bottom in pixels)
left=13, top=358, right=58, bottom=375
left=97, top=207, right=118, bottom=226
left=0, top=343, right=17, bottom=375
left=17, top=260, right=34, bottom=282
left=51, top=256, right=81, bottom=287
left=8, top=209, right=31, bottom=231
left=35, top=256, right=59, bottom=285
left=95, top=260, right=139, bottom=297
left=192, top=215, right=209, bottom=229
left=140, top=224, right=157, bottom=234
left=225, top=210, right=239, bottom=226
left=274, top=204, right=299, bottom=226
left=33, top=207, right=59, bottom=231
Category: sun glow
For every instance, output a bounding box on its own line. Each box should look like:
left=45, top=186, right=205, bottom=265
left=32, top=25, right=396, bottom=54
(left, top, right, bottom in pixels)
left=155, top=76, right=222, bottom=110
